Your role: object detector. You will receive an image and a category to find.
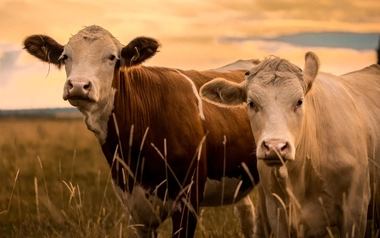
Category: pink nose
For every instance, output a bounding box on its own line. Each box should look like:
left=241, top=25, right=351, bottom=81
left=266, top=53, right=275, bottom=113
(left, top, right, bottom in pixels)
left=261, top=139, right=289, bottom=159
left=67, top=80, right=91, bottom=98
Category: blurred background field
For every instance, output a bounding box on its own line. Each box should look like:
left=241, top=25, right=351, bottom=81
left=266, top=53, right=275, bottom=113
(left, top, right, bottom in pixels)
left=0, top=115, right=249, bottom=238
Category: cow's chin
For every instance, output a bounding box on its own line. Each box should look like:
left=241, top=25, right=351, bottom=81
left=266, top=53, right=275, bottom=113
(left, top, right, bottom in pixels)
left=67, top=97, right=94, bottom=108
left=261, top=158, right=287, bottom=167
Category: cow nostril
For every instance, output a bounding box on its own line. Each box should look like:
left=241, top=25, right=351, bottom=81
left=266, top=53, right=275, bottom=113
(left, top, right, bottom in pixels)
left=83, top=82, right=91, bottom=90
left=280, top=143, right=288, bottom=153
left=68, top=80, right=73, bottom=89
left=262, top=141, right=270, bottom=152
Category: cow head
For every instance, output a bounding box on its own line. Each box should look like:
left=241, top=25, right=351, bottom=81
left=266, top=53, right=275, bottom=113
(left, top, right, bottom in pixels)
left=201, top=52, right=319, bottom=167
left=23, top=25, right=160, bottom=111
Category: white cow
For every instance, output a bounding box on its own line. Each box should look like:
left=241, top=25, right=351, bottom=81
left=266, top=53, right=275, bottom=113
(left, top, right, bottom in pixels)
left=201, top=52, right=380, bottom=237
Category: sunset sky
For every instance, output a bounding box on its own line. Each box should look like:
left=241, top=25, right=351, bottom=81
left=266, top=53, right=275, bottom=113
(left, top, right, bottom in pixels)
left=0, top=0, right=379, bottom=109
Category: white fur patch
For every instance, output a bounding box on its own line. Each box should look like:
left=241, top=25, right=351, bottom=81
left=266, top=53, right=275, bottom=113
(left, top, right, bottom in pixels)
left=81, top=88, right=116, bottom=144
left=174, top=69, right=205, bottom=120
left=111, top=180, right=181, bottom=235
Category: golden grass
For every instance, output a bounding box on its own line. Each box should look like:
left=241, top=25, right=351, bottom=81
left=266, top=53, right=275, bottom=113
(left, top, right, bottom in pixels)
left=1, top=117, right=377, bottom=237
left=0, top=117, right=246, bottom=238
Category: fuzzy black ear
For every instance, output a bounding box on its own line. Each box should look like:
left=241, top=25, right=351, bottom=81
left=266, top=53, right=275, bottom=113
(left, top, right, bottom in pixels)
left=23, top=35, right=64, bottom=68
left=121, top=36, right=161, bottom=67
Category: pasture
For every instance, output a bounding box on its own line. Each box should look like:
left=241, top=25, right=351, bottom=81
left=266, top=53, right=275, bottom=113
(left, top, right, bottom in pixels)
left=0, top=117, right=252, bottom=238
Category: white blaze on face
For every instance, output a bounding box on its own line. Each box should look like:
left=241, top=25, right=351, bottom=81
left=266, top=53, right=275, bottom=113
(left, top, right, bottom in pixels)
left=60, top=27, right=124, bottom=144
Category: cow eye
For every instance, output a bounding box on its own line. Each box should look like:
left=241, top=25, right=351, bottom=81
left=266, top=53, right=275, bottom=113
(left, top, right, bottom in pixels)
left=296, top=99, right=303, bottom=107
left=108, top=55, right=116, bottom=61
left=247, top=101, right=255, bottom=108
left=247, top=101, right=259, bottom=113
left=245, top=71, right=250, bottom=76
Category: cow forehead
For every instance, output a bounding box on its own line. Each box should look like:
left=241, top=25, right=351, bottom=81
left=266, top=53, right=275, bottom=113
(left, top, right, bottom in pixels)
left=248, top=72, right=302, bottom=91
left=246, top=76, right=304, bottom=110
left=247, top=57, right=303, bottom=85
left=70, top=25, right=115, bottom=41
left=246, top=60, right=304, bottom=98
left=66, top=25, right=122, bottom=52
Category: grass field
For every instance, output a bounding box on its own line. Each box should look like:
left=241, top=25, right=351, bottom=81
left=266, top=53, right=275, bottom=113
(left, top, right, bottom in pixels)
left=1, top=117, right=378, bottom=238
left=0, top=117, right=248, bottom=238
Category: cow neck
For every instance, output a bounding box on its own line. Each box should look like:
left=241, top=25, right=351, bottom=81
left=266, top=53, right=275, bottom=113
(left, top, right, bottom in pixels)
left=101, top=65, right=156, bottom=191
left=79, top=87, right=116, bottom=146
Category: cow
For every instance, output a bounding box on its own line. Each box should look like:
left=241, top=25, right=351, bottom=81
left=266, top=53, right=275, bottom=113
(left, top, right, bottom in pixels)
left=23, top=25, right=260, bottom=238
left=200, top=52, right=380, bottom=237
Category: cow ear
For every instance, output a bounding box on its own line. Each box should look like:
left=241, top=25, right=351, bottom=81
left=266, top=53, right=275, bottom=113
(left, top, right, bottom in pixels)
left=23, top=35, right=64, bottom=69
left=303, top=51, right=320, bottom=93
left=200, top=77, right=247, bottom=107
left=121, top=37, right=161, bottom=67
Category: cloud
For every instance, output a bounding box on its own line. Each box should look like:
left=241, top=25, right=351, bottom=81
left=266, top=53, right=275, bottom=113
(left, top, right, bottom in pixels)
left=209, top=0, right=380, bottom=23
left=220, top=32, right=380, bottom=51
left=2, top=0, right=379, bottom=48
left=0, top=57, right=67, bottom=109
left=0, top=49, right=22, bottom=86
left=0, top=0, right=113, bottom=43
left=1, top=0, right=379, bottom=109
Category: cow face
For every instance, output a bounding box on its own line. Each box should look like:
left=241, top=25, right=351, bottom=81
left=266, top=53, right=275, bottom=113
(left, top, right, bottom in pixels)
left=23, top=25, right=160, bottom=112
left=200, top=52, right=319, bottom=166
left=60, top=28, right=122, bottom=109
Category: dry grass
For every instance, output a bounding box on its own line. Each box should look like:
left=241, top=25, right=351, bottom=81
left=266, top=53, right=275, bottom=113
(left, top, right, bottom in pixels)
left=1, top=117, right=377, bottom=238
left=0, top=117, right=247, bottom=238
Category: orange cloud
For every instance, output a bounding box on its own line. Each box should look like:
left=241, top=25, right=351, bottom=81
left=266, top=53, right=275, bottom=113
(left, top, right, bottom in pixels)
left=0, top=0, right=379, bottom=109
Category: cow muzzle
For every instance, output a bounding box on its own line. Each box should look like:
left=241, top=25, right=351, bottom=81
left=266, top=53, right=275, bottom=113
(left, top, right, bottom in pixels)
left=258, top=139, right=292, bottom=166
left=63, top=80, right=95, bottom=105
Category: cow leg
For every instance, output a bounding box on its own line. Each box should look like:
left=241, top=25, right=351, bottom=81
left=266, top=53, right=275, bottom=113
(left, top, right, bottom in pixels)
left=234, top=195, right=255, bottom=238
left=171, top=183, right=204, bottom=238
left=111, top=181, right=161, bottom=237
left=340, top=171, right=371, bottom=238
left=171, top=204, right=198, bottom=238
left=171, top=175, right=205, bottom=238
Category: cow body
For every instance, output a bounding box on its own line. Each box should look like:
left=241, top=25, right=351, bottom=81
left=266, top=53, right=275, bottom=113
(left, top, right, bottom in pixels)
left=23, top=26, right=259, bottom=238
left=200, top=53, right=380, bottom=237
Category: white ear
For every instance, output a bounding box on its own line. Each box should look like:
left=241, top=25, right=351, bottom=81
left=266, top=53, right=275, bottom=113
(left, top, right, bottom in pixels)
left=303, top=51, right=320, bottom=93
left=200, top=77, right=247, bottom=107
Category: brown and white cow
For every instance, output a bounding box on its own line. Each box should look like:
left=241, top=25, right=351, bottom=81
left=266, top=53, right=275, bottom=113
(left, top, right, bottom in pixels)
left=200, top=52, right=380, bottom=237
left=23, top=25, right=260, bottom=238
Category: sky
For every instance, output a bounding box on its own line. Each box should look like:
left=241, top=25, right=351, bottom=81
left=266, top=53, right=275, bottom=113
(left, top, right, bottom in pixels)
left=0, top=0, right=379, bottom=109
